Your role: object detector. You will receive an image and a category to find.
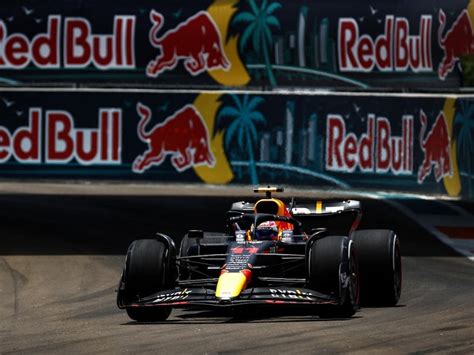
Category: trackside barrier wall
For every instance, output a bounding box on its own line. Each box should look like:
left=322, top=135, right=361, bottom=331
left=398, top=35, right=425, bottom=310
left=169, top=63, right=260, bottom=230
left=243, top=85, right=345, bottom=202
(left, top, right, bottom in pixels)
left=0, top=0, right=473, bottom=90
left=0, top=88, right=472, bottom=199
left=1, top=1, right=473, bottom=200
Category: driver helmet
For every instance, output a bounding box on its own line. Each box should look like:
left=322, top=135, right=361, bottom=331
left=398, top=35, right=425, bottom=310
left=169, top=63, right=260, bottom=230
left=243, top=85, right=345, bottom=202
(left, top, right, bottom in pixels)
left=255, top=221, right=279, bottom=241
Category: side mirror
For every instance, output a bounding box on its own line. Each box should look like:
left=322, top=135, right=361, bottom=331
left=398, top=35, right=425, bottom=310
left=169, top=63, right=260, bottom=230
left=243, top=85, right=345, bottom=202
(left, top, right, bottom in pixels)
left=188, top=230, right=204, bottom=239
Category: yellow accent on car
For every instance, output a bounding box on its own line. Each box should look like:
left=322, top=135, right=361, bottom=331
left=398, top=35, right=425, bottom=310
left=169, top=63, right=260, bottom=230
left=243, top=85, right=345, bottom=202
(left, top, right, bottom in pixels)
left=255, top=187, right=279, bottom=193
left=316, top=201, right=323, bottom=214
left=254, top=198, right=286, bottom=216
left=215, top=272, right=248, bottom=299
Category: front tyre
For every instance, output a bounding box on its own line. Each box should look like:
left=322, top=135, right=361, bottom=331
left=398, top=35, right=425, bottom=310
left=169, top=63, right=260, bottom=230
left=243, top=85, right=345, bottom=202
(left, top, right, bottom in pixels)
left=309, top=236, right=360, bottom=318
left=351, top=229, right=402, bottom=306
left=123, top=239, right=173, bottom=321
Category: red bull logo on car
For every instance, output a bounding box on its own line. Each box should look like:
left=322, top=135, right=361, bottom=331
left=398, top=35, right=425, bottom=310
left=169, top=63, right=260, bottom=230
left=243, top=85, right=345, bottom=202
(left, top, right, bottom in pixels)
left=146, top=10, right=230, bottom=77
left=132, top=102, right=215, bottom=173
left=417, top=110, right=452, bottom=183
left=438, top=9, right=474, bottom=80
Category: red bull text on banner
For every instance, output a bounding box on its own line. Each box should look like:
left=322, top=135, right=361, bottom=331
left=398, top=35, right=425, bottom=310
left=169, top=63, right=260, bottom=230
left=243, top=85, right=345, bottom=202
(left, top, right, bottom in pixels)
left=0, top=90, right=471, bottom=199
left=0, top=1, right=473, bottom=89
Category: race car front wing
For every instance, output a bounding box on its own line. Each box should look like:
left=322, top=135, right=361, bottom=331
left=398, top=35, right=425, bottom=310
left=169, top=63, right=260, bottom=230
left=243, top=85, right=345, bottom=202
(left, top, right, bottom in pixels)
left=117, top=286, right=338, bottom=309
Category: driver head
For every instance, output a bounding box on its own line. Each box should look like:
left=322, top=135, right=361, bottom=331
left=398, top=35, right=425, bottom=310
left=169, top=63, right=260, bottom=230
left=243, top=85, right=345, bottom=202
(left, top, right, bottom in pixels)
left=255, top=221, right=279, bottom=241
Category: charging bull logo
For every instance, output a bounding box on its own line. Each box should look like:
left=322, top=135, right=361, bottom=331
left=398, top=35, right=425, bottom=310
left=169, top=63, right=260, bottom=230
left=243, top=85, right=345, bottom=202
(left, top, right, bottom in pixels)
left=417, top=110, right=452, bottom=183
left=438, top=9, right=474, bottom=80
left=146, top=10, right=230, bottom=77
left=132, top=103, right=215, bottom=173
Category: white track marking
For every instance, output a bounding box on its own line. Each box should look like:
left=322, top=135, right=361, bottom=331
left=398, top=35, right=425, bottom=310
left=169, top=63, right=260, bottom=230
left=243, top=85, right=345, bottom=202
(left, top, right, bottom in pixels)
left=386, top=199, right=474, bottom=262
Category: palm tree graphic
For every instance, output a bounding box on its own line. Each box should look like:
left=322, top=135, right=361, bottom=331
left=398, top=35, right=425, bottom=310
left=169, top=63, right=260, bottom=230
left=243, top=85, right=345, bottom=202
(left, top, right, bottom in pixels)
left=233, top=0, right=281, bottom=87
left=218, top=94, right=266, bottom=184
left=455, top=100, right=474, bottom=197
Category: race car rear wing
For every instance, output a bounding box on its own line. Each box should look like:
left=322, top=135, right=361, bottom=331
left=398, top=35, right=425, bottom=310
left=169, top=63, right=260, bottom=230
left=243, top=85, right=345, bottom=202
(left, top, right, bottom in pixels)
left=291, top=200, right=362, bottom=235
left=291, top=199, right=361, bottom=216
left=227, top=199, right=362, bottom=236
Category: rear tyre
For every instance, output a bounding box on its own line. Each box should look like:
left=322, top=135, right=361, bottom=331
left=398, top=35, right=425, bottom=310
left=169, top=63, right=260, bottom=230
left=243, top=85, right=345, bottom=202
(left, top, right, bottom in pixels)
left=124, top=239, right=172, bottom=321
left=309, top=236, right=359, bottom=318
left=351, top=229, right=401, bottom=306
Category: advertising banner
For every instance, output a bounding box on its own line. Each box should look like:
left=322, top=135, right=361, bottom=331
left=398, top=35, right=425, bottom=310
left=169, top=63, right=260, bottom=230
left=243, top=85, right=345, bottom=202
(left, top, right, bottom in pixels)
left=0, top=89, right=472, bottom=199
left=0, top=0, right=473, bottom=90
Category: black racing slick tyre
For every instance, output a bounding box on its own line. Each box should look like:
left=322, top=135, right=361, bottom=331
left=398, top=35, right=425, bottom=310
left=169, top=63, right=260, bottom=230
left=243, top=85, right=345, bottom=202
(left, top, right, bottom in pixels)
left=124, top=239, right=172, bottom=322
left=309, top=236, right=360, bottom=318
left=351, top=229, right=402, bottom=306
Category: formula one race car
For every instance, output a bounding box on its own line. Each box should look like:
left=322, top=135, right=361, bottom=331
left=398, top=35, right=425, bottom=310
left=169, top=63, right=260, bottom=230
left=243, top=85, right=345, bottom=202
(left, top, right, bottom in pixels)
left=117, top=187, right=401, bottom=321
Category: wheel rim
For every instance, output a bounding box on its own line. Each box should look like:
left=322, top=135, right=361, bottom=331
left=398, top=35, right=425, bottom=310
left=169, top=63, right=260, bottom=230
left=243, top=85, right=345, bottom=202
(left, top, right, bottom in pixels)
left=393, top=242, right=402, bottom=300
left=349, top=248, right=360, bottom=307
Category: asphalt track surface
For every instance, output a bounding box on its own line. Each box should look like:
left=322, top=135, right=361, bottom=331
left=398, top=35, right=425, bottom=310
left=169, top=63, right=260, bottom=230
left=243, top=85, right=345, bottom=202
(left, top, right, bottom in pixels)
left=0, top=184, right=473, bottom=354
